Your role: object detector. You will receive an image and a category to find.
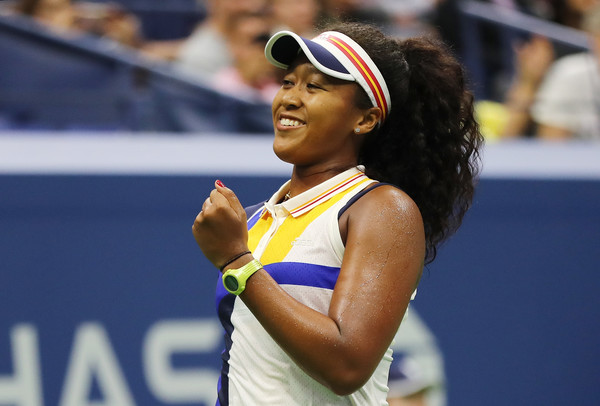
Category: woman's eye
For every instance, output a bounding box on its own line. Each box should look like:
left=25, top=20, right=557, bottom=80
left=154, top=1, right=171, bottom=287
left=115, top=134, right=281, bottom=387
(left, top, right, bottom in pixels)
left=307, top=83, right=321, bottom=90
left=282, top=79, right=294, bottom=87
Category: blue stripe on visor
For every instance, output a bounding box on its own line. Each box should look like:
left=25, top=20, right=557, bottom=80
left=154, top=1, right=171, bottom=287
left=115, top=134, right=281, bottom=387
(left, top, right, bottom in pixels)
left=271, top=35, right=349, bottom=75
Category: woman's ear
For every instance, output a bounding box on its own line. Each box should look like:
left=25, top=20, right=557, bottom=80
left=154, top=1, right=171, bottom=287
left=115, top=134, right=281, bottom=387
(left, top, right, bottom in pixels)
left=355, top=107, right=382, bottom=134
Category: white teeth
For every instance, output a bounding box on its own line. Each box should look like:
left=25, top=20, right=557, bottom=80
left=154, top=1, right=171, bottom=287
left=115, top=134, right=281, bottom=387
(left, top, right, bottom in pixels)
left=280, top=118, right=302, bottom=127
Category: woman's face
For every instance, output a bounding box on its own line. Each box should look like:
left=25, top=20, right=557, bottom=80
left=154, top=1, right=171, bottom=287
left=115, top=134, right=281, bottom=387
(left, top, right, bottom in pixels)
left=271, top=55, right=366, bottom=168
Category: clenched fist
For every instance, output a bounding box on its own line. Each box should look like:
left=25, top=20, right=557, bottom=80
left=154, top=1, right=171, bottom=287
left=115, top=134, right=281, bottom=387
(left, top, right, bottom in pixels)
left=192, top=180, right=249, bottom=270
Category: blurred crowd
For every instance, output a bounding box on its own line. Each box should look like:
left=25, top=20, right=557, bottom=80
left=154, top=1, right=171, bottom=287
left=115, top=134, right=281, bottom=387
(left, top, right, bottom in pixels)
left=1, top=0, right=599, bottom=141
left=499, top=1, right=600, bottom=141
left=0, top=0, right=142, bottom=46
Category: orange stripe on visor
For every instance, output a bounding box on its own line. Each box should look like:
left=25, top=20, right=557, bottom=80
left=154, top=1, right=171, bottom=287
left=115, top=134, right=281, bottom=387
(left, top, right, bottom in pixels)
left=324, top=35, right=389, bottom=121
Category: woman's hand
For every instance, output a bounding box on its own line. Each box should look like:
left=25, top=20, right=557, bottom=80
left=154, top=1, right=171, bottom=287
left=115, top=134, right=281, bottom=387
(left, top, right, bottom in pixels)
left=192, top=180, right=249, bottom=270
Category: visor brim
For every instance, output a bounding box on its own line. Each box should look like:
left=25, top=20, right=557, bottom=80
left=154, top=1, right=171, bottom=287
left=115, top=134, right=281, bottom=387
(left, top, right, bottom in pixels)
left=265, top=31, right=354, bottom=82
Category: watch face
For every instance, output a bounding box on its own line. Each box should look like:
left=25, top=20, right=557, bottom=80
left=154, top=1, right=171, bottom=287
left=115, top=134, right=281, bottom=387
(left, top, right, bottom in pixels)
left=224, top=275, right=239, bottom=292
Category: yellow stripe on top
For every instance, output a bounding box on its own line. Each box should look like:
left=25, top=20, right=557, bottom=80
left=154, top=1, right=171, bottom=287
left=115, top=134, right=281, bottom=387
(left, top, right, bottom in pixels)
left=247, top=212, right=272, bottom=254
left=250, top=178, right=371, bottom=265
left=259, top=191, right=344, bottom=265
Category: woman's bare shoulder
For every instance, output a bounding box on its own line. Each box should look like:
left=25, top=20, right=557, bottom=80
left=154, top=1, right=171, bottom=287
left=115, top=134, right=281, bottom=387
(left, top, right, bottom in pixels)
left=339, top=183, right=424, bottom=250
left=349, top=184, right=423, bottom=226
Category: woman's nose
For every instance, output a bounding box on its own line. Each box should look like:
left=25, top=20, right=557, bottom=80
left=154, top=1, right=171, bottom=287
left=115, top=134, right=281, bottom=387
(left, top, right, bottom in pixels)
left=281, top=86, right=302, bottom=109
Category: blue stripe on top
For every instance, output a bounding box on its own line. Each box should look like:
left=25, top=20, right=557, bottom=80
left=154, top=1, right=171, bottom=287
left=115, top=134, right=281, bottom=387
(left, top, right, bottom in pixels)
left=245, top=201, right=265, bottom=230
left=215, top=262, right=341, bottom=309
left=264, top=262, right=340, bottom=290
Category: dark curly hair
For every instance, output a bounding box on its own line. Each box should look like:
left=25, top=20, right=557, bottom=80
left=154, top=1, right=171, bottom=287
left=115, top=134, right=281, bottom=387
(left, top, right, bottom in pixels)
left=325, top=22, right=484, bottom=264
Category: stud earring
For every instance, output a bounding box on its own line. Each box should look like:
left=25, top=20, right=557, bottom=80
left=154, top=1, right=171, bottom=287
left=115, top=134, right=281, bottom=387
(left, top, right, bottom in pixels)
left=354, top=127, right=361, bottom=134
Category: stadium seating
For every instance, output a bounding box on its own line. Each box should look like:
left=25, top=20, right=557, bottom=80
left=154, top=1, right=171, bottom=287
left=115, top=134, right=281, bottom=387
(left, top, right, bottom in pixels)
left=0, top=14, right=273, bottom=133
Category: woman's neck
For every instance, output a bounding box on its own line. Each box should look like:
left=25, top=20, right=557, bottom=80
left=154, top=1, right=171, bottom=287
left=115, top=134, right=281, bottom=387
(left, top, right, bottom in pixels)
left=288, top=163, right=356, bottom=199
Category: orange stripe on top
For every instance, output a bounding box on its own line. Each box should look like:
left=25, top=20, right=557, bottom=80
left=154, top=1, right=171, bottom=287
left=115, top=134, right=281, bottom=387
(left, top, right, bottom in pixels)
left=327, top=36, right=388, bottom=119
left=290, top=172, right=365, bottom=216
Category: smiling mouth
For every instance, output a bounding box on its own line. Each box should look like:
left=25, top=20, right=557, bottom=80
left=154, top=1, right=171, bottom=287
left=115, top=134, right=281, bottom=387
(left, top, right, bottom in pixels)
left=279, top=118, right=305, bottom=128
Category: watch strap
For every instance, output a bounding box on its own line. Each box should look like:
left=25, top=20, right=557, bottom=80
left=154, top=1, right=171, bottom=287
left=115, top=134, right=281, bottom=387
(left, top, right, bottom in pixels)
left=222, top=259, right=262, bottom=295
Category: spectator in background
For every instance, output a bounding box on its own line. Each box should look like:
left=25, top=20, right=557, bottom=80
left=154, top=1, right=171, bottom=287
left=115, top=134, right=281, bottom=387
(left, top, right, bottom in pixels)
left=372, top=0, right=438, bottom=38
left=500, top=35, right=555, bottom=138
left=499, top=4, right=600, bottom=140
left=272, top=0, right=323, bottom=38
left=75, top=1, right=141, bottom=47
left=529, top=3, right=600, bottom=140
left=430, top=0, right=562, bottom=101
left=9, top=0, right=141, bottom=46
left=14, top=0, right=75, bottom=31
left=321, top=0, right=390, bottom=27
left=212, top=12, right=282, bottom=103
left=173, top=0, right=270, bottom=80
left=554, top=0, right=600, bottom=29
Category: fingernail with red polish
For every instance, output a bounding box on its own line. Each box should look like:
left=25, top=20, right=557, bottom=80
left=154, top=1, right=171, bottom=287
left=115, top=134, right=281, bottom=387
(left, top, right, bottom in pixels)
left=216, top=180, right=225, bottom=188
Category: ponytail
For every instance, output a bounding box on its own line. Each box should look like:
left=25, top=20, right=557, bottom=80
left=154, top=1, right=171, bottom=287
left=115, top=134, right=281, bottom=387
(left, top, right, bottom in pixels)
left=396, top=38, right=482, bottom=262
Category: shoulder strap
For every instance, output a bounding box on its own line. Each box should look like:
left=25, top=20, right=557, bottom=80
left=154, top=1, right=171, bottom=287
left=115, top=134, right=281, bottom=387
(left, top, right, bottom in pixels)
left=245, top=201, right=266, bottom=220
left=337, top=182, right=395, bottom=219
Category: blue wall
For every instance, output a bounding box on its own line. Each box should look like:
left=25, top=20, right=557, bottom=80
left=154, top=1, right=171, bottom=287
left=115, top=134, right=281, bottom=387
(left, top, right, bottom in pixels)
left=416, top=178, right=600, bottom=405
left=0, top=174, right=284, bottom=405
left=1, top=138, right=599, bottom=405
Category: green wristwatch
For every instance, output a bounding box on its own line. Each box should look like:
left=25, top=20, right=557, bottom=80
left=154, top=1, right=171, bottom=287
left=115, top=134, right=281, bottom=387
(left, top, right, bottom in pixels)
left=222, top=259, right=262, bottom=295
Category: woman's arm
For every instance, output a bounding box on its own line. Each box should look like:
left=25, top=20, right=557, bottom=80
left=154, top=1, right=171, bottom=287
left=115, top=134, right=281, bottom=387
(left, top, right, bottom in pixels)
left=193, top=182, right=424, bottom=395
